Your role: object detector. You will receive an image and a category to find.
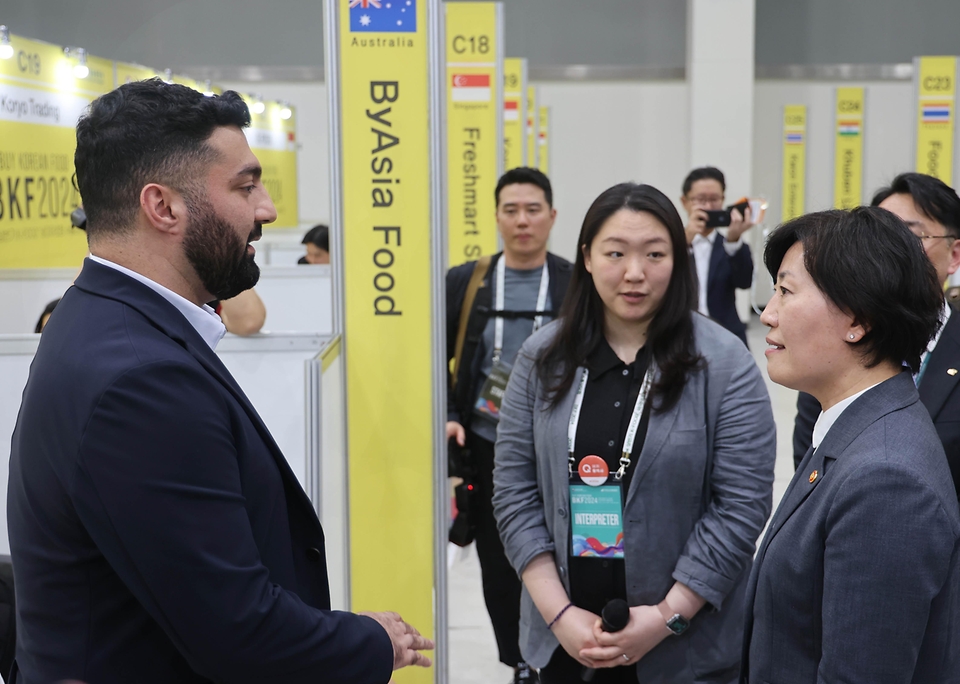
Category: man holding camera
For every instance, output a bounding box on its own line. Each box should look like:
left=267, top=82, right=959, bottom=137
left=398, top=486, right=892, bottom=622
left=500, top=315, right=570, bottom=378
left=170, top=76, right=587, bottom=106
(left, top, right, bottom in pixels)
left=680, top=166, right=755, bottom=346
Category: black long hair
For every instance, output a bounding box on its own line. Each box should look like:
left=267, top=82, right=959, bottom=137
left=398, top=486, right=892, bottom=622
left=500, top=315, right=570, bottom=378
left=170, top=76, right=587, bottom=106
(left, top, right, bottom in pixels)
left=537, top=182, right=701, bottom=412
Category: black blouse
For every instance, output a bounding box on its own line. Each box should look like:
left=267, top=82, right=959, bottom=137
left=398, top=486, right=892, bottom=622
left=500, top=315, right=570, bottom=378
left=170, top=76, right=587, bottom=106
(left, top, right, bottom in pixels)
left=568, top=338, right=652, bottom=616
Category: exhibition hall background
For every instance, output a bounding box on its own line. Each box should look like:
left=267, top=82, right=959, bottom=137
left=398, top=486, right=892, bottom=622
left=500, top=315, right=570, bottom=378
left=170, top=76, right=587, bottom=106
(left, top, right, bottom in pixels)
left=9, top=0, right=960, bottom=279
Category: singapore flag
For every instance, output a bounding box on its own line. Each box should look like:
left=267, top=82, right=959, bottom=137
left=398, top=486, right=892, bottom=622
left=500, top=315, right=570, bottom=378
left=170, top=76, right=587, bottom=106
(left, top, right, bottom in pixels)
left=452, top=74, right=491, bottom=102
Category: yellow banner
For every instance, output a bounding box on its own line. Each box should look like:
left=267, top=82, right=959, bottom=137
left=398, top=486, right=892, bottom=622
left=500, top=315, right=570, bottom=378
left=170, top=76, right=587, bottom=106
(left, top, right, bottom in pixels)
left=0, top=33, right=113, bottom=268
left=242, top=97, right=299, bottom=229
left=445, top=2, right=500, bottom=266
left=337, top=0, right=434, bottom=674
left=915, top=56, right=957, bottom=185
left=833, top=87, right=864, bottom=209
left=781, top=105, right=807, bottom=222
left=503, top=57, right=525, bottom=170
left=538, top=105, right=550, bottom=175
left=115, top=62, right=163, bottom=86
left=115, top=66, right=222, bottom=97
left=526, top=84, right=538, bottom=169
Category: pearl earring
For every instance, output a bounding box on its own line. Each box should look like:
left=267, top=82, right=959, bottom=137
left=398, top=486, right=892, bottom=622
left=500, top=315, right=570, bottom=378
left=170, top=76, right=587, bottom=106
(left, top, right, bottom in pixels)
left=849, top=334, right=855, bottom=339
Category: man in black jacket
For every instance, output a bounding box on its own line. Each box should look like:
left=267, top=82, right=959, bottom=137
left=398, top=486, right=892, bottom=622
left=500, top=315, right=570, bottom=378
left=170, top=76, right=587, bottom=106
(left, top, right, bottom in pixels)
left=446, top=167, right=572, bottom=683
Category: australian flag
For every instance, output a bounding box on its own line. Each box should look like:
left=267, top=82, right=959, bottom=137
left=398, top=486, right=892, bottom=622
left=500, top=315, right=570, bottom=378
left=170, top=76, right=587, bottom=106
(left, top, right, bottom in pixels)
left=350, top=0, right=416, bottom=33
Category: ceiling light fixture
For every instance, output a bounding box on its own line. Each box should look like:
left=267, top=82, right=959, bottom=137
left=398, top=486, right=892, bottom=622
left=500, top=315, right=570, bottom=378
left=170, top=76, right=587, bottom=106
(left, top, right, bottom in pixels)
left=0, top=26, right=13, bottom=60
left=64, top=46, right=89, bottom=78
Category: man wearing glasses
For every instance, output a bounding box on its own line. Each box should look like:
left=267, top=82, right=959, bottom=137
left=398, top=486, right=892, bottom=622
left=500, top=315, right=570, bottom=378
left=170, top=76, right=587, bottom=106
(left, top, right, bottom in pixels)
left=793, top=172, right=960, bottom=500
left=680, top=166, right=755, bottom=346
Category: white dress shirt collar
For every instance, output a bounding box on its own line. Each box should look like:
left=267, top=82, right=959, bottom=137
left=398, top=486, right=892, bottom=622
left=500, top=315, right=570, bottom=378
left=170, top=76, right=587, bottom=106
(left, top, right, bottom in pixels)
left=691, top=231, right=716, bottom=316
left=811, top=381, right=883, bottom=450
left=88, top=255, right=226, bottom=351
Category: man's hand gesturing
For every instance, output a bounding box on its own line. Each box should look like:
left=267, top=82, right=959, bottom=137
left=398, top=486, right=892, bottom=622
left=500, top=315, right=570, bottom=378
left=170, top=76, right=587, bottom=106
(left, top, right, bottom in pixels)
left=362, top=611, right=435, bottom=670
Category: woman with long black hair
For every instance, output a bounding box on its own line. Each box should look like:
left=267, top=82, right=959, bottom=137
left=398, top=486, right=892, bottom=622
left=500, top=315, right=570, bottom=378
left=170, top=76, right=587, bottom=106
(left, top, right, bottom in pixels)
left=493, top=182, right=776, bottom=683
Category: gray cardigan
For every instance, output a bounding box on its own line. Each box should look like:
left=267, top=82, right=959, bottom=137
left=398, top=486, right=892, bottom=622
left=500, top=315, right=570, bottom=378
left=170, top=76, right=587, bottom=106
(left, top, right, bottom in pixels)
left=493, top=315, right=776, bottom=681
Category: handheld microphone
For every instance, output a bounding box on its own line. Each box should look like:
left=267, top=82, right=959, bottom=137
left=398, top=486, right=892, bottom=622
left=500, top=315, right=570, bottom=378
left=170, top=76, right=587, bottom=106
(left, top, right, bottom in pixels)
left=581, top=598, right=630, bottom=682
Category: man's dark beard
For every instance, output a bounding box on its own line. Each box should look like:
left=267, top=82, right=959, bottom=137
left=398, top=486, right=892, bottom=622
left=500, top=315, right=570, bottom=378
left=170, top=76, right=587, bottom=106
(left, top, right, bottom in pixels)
left=183, top=197, right=261, bottom=301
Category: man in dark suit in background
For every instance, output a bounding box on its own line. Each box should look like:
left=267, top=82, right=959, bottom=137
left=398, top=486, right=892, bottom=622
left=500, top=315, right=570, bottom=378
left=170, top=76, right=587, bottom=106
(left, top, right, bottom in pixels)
left=681, top=166, right=755, bottom=346
left=793, top=172, right=960, bottom=499
left=7, top=79, right=432, bottom=683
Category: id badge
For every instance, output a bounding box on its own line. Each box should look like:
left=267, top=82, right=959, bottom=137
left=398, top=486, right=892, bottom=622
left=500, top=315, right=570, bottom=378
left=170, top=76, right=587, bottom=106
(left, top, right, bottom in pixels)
left=474, top=360, right=512, bottom=421
left=570, top=455, right=624, bottom=558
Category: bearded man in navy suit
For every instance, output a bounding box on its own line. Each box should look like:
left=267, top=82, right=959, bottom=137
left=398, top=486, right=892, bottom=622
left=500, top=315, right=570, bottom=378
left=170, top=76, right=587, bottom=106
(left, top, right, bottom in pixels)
left=7, top=79, right=433, bottom=684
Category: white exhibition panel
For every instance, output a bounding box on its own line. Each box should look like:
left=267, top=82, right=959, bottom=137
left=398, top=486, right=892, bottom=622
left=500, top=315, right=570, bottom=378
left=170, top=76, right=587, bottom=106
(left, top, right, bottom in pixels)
left=217, top=333, right=327, bottom=492
left=256, top=265, right=333, bottom=334
left=319, top=338, right=349, bottom=610
left=0, top=332, right=337, bottom=557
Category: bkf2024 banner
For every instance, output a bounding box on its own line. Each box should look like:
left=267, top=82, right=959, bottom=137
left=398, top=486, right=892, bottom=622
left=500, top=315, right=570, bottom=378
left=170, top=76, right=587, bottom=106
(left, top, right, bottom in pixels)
left=0, top=33, right=112, bottom=268
left=243, top=99, right=299, bottom=229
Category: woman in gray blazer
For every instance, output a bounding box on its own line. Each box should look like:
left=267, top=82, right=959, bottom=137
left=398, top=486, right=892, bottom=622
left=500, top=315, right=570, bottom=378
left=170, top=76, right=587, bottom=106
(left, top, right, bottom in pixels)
left=743, top=207, right=960, bottom=683
left=493, top=183, right=777, bottom=683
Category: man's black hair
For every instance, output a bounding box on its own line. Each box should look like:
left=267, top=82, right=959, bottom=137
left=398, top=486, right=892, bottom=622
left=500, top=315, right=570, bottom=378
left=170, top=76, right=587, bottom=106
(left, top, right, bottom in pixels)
left=682, top=167, right=726, bottom=196
left=301, top=224, right=330, bottom=252
left=495, top=167, right=553, bottom=208
left=74, top=78, right=251, bottom=239
left=871, top=172, right=960, bottom=238
left=764, top=207, right=943, bottom=374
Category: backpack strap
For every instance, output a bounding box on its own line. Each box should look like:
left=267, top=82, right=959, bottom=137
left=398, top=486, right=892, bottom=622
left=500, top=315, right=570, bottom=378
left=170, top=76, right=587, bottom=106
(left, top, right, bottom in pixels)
left=451, top=255, right=492, bottom=389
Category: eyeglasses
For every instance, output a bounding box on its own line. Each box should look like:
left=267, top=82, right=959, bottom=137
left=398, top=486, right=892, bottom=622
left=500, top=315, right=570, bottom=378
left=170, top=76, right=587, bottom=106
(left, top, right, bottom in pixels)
left=905, top=221, right=956, bottom=242
left=687, top=195, right=723, bottom=206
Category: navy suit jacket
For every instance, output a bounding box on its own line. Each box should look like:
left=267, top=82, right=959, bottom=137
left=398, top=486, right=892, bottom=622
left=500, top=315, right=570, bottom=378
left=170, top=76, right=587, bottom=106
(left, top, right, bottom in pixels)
left=743, top=373, right=960, bottom=683
left=7, top=260, right=393, bottom=684
left=793, top=308, right=960, bottom=499
left=696, top=235, right=753, bottom=346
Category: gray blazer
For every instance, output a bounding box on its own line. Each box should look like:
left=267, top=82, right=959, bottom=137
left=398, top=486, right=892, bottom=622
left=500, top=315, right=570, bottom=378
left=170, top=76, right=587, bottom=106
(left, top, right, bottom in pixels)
left=742, top=372, right=960, bottom=684
left=493, top=315, right=777, bottom=682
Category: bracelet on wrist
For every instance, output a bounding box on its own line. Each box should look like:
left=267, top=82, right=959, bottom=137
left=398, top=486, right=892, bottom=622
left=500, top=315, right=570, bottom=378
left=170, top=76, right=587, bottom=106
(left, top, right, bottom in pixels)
left=547, top=602, right=573, bottom=630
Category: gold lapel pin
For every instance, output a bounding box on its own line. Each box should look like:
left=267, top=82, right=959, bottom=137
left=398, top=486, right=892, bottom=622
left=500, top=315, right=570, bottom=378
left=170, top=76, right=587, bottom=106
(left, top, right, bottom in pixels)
left=809, top=470, right=819, bottom=484
left=948, top=369, right=958, bottom=376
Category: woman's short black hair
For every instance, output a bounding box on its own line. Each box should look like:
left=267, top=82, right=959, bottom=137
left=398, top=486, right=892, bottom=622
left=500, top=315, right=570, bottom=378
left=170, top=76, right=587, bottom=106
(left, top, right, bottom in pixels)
left=537, top=182, right=700, bottom=411
left=764, top=207, right=943, bottom=373
left=34, top=298, right=60, bottom=334
left=302, top=224, right=329, bottom=251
